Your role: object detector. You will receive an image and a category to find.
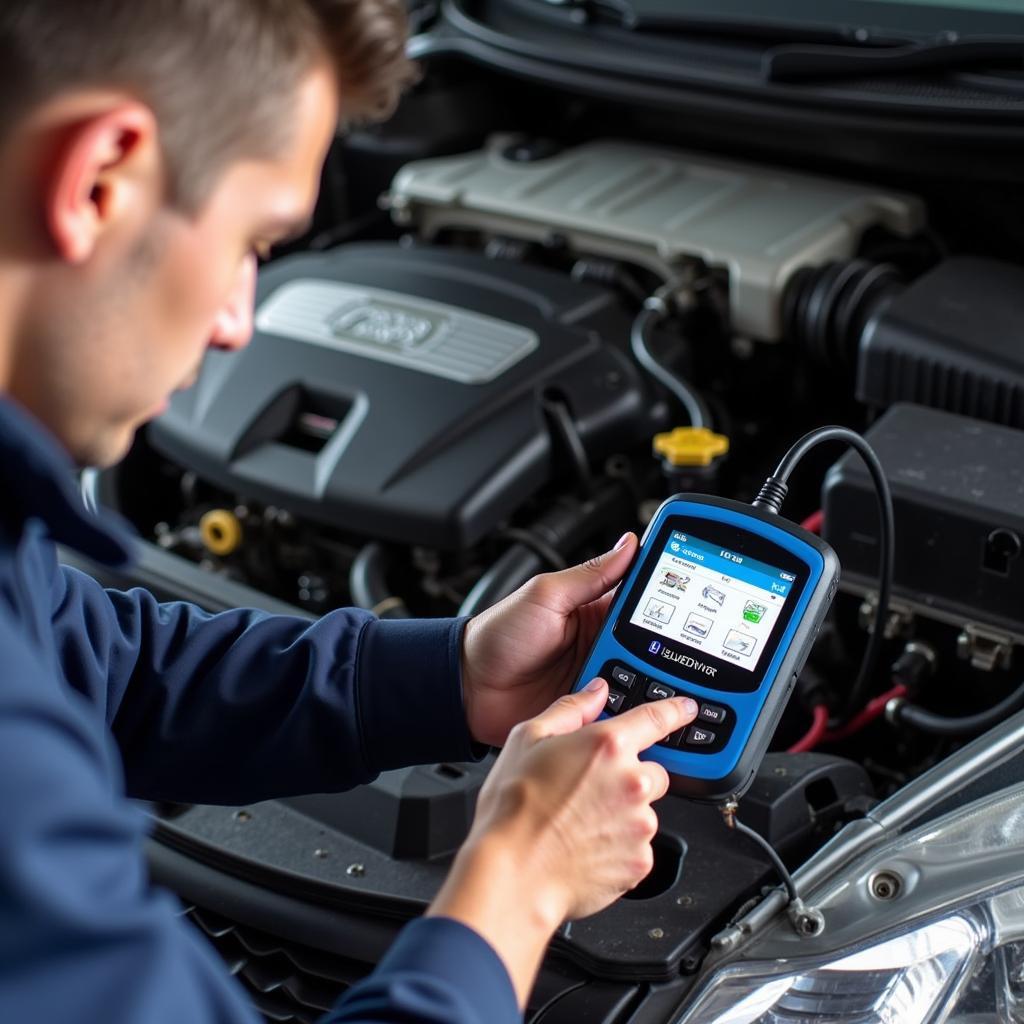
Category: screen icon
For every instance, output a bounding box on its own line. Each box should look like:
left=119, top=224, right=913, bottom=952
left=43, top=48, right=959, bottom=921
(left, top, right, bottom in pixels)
left=723, top=629, right=757, bottom=657
left=683, top=612, right=713, bottom=638
left=661, top=570, right=690, bottom=591
left=644, top=598, right=675, bottom=624
left=742, top=601, right=766, bottom=624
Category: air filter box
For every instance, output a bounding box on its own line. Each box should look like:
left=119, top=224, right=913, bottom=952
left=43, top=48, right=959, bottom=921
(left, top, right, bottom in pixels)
left=857, top=257, right=1024, bottom=428
left=823, top=404, right=1024, bottom=639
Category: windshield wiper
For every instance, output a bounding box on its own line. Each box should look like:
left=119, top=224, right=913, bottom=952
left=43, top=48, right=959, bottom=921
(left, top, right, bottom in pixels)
left=765, top=36, right=1024, bottom=83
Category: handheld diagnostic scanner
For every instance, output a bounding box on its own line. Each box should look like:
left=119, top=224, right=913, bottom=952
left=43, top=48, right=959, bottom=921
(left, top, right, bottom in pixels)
left=572, top=494, right=840, bottom=802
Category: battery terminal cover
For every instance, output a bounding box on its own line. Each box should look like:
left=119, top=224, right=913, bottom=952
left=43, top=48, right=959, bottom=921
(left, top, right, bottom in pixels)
left=654, top=426, right=729, bottom=467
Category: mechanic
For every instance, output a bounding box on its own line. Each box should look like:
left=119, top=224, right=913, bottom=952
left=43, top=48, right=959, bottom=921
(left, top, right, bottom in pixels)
left=0, top=3, right=698, bottom=1022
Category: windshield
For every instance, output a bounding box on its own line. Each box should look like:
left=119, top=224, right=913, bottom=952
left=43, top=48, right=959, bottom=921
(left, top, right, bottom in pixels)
left=621, top=0, right=1024, bottom=40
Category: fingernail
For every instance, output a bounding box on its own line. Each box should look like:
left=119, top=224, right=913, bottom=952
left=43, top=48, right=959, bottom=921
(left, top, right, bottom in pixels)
left=612, top=532, right=632, bottom=551
left=681, top=697, right=698, bottom=717
left=585, top=677, right=607, bottom=692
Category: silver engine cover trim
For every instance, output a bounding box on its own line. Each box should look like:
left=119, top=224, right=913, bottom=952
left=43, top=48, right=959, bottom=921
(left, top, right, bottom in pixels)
left=254, top=278, right=539, bottom=385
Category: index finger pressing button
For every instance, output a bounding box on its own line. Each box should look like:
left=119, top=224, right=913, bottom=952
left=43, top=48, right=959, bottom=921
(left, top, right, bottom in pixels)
left=698, top=703, right=727, bottom=725
left=608, top=696, right=699, bottom=751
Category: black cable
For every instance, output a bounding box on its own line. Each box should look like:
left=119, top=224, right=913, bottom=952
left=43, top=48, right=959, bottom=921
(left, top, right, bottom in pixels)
left=458, top=544, right=544, bottom=617
left=730, top=816, right=799, bottom=904
left=499, top=528, right=567, bottom=571
left=630, top=301, right=711, bottom=430
left=542, top=397, right=594, bottom=497
left=894, top=680, right=1024, bottom=737
left=751, top=426, right=895, bottom=721
left=349, top=542, right=409, bottom=619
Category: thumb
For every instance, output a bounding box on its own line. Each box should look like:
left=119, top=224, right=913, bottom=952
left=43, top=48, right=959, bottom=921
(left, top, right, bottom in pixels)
left=539, top=533, right=638, bottom=615
left=530, top=678, right=609, bottom=739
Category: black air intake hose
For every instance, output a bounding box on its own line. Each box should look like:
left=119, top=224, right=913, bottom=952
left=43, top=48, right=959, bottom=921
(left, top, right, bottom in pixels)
left=783, top=259, right=903, bottom=373
left=459, top=483, right=630, bottom=617
left=349, top=542, right=410, bottom=619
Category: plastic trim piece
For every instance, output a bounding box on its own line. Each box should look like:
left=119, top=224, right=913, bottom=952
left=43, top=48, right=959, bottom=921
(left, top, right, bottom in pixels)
left=390, top=137, right=923, bottom=340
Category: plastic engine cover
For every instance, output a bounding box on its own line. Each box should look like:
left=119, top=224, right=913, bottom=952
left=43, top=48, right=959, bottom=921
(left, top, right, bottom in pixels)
left=149, top=243, right=652, bottom=549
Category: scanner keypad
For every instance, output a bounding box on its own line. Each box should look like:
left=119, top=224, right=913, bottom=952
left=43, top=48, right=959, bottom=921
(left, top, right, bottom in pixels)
left=601, top=660, right=733, bottom=754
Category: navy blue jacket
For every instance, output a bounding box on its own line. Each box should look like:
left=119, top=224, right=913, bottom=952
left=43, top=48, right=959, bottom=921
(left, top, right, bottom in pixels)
left=0, top=397, right=518, bottom=1023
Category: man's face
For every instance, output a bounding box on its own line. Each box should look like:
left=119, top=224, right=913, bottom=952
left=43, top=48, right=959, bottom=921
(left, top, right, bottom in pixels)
left=16, top=67, right=338, bottom=467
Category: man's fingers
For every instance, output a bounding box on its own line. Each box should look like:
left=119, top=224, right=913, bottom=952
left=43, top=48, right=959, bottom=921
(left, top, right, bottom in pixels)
left=637, top=761, right=671, bottom=802
left=530, top=533, right=638, bottom=615
left=527, top=678, right=609, bottom=739
left=604, top=696, right=698, bottom=752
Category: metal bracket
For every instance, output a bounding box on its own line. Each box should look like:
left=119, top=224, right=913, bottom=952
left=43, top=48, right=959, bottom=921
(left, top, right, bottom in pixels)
left=957, top=623, right=1014, bottom=672
left=857, top=593, right=915, bottom=640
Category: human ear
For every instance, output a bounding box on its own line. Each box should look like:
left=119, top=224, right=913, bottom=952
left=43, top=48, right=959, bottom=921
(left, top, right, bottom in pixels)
left=43, top=101, right=159, bottom=264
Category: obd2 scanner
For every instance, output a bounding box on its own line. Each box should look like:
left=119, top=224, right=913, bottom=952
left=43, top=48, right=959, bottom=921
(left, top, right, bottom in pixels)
left=573, top=493, right=840, bottom=803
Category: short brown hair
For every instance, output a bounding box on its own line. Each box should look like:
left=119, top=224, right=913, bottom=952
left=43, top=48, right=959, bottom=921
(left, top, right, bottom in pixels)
left=0, top=0, right=417, bottom=210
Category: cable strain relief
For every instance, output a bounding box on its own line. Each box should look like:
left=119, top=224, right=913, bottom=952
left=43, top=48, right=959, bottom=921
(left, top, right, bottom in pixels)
left=642, top=293, right=670, bottom=318
left=751, top=476, right=789, bottom=515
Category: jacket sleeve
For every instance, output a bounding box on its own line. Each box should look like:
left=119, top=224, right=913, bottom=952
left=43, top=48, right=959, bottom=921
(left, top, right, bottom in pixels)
left=50, top=563, right=481, bottom=805
left=0, top=617, right=264, bottom=1024
left=0, top=618, right=518, bottom=1024
left=324, top=918, right=520, bottom=1024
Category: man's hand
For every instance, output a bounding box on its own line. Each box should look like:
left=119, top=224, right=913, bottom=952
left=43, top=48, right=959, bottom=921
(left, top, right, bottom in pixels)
left=461, top=532, right=638, bottom=747
left=427, top=681, right=698, bottom=1007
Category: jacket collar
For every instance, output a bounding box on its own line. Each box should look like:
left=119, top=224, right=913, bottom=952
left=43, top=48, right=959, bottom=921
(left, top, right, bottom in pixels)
left=0, top=396, right=135, bottom=566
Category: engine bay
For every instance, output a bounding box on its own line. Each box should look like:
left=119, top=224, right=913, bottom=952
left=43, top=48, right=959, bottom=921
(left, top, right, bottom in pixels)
left=79, top=44, right=1024, bottom=1024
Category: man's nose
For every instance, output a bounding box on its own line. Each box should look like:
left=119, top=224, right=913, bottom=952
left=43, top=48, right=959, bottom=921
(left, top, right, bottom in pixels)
left=209, top=253, right=257, bottom=352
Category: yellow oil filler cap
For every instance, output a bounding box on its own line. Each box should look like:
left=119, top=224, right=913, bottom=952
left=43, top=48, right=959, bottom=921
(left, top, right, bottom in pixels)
left=199, top=509, right=243, bottom=557
left=653, top=426, right=730, bottom=467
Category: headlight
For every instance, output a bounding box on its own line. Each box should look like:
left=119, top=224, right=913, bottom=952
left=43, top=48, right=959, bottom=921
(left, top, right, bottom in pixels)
left=678, top=782, right=1024, bottom=1024
left=679, top=915, right=983, bottom=1023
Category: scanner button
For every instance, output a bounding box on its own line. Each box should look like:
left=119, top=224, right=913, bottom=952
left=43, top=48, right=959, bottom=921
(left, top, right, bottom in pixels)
left=646, top=681, right=674, bottom=701
left=685, top=726, right=716, bottom=746
left=609, top=665, right=638, bottom=690
left=606, top=690, right=627, bottom=714
left=665, top=728, right=687, bottom=748
left=698, top=703, right=727, bottom=725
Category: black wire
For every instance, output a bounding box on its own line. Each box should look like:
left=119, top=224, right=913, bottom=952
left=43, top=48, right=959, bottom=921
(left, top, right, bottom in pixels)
left=542, top=397, right=594, bottom=497
left=733, top=818, right=799, bottom=904
left=896, top=680, right=1024, bottom=737
left=630, top=305, right=712, bottom=430
left=349, top=542, right=409, bottom=619
left=498, top=528, right=567, bottom=571
left=758, top=426, right=895, bottom=722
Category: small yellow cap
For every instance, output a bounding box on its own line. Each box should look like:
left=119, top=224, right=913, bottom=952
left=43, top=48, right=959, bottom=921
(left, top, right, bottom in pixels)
left=199, top=509, right=244, bottom=557
left=653, top=426, right=730, bottom=468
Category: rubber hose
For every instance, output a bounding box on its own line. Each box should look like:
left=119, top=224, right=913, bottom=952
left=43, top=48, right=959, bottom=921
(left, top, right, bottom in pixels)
left=349, top=542, right=409, bottom=619
left=895, top=680, right=1024, bottom=737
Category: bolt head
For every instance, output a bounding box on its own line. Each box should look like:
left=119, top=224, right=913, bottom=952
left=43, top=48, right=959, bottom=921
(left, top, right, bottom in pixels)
left=870, top=870, right=902, bottom=900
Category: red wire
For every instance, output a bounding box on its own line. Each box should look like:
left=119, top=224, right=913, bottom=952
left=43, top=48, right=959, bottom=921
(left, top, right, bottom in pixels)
left=787, top=684, right=909, bottom=754
left=823, top=684, right=908, bottom=743
left=801, top=509, right=824, bottom=534
left=788, top=704, right=829, bottom=753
